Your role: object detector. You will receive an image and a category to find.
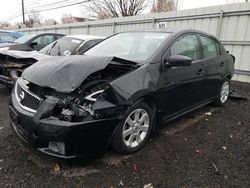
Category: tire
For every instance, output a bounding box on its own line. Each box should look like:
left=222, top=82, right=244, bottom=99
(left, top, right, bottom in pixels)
left=213, top=78, right=230, bottom=107
left=112, top=101, right=154, bottom=154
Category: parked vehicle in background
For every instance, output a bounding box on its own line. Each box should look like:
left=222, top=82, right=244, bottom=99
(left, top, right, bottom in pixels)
left=0, top=31, right=24, bottom=45
left=0, top=33, right=64, bottom=51
left=40, top=35, right=105, bottom=56
left=0, top=35, right=104, bottom=87
left=9, top=29, right=235, bottom=160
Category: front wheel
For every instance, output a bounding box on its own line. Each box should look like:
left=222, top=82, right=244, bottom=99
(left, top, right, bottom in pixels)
left=213, top=79, right=230, bottom=107
left=111, top=101, right=154, bottom=154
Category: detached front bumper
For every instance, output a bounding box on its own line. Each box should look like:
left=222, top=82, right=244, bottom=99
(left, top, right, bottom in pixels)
left=9, top=89, right=121, bottom=160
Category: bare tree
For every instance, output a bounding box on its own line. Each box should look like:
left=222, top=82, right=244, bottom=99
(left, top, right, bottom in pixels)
left=0, top=22, right=11, bottom=29
left=61, top=14, right=75, bottom=24
left=151, top=0, right=181, bottom=13
left=44, top=19, right=58, bottom=26
left=26, top=10, right=42, bottom=27
left=226, top=0, right=248, bottom=3
left=83, top=0, right=152, bottom=19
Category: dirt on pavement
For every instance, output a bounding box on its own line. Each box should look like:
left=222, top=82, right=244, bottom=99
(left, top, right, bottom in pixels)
left=0, top=81, right=249, bottom=188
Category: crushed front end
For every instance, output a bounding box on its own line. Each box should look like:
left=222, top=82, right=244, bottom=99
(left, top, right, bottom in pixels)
left=9, top=77, right=124, bottom=159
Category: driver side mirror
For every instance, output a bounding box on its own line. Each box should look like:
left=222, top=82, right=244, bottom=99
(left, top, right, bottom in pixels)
left=29, top=41, right=38, bottom=48
left=165, top=55, right=192, bottom=68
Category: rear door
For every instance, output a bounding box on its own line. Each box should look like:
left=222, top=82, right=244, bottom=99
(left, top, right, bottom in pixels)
left=198, top=35, right=223, bottom=99
left=159, top=34, right=205, bottom=120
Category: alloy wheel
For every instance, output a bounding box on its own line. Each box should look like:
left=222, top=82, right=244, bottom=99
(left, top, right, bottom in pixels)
left=220, top=81, right=230, bottom=103
left=122, top=109, right=150, bottom=148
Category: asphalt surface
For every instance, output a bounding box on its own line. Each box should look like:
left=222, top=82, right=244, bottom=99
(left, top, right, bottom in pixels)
left=0, top=81, right=249, bottom=188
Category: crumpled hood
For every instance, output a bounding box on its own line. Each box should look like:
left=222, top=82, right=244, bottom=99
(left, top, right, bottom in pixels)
left=22, top=55, right=115, bottom=93
left=0, top=50, right=49, bottom=61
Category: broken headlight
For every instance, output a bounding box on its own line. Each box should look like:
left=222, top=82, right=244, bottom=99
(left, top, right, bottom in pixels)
left=55, top=80, right=110, bottom=122
left=57, top=89, right=105, bottom=122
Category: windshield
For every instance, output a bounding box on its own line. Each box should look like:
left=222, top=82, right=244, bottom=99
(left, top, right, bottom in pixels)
left=39, top=37, right=83, bottom=56
left=85, top=32, right=170, bottom=62
left=14, top=35, right=35, bottom=44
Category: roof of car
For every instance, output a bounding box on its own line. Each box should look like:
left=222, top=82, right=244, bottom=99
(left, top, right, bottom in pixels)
left=0, top=30, right=24, bottom=37
left=123, top=28, right=214, bottom=37
left=35, top=33, right=64, bottom=36
left=64, top=35, right=105, bottom=40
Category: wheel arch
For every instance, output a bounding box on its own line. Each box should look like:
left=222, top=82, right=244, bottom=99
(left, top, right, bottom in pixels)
left=140, top=94, right=161, bottom=131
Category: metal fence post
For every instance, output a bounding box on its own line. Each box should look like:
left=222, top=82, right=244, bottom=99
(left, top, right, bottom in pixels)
left=86, top=24, right=89, bottom=34
left=152, top=17, right=155, bottom=28
left=216, top=10, right=224, bottom=39
left=68, top=26, right=71, bottom=35
left=112, top=21, right=116, bottom=34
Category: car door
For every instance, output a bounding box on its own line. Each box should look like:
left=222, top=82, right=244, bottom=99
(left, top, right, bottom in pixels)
left=198, top=35, right=223, bottom=99
left=30, top=34, right=55, bottom=51
left=158, top=34, right=205, bottom=120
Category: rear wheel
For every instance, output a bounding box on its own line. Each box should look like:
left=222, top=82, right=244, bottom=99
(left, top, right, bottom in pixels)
left=213, top=79, right=230, bottom=107
left=112, top=101, right=153, bottom=154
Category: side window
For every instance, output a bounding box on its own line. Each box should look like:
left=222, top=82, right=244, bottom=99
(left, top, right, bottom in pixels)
left=33, top=35, right=54, bottom=46
left=200, top=36, right=219, bottom=59
left=170, top=35, right=201, bottom=61
left=78, top=39, right=102, bottom=54
left=56, top=34, right=63, bottom=40
left=0, top=33, right=16, bottom=42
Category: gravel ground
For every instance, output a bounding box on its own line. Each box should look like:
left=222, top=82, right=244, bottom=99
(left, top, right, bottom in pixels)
left=0, top=81, right=249, bottom=188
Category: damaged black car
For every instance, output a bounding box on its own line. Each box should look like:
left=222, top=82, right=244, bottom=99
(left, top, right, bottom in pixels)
left=9, top=29, right=235, bottom=160
left=0, top=35, right=104, bottom=88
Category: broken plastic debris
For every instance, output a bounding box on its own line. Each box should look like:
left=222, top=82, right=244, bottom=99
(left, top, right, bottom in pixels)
left=224, top=175, right=228, bottom=181
left=195, top=149, right=203, bottom=155
left=212, top=163, right=219, bottom=172
left=0, top=127, right=3, bottom=130
left=132, top=163, right=138, bottom=173
left=144, top=183, right=153, bottom=188
left=229, top=90, right=248, bottom=100
left=205, top=112, right=212, bottom=116
left=222, top=146, right=227, bottom=150
left=238, top=121, right=244, bottom=125
left=119, top=180, right=124, bottom=186
left=54, top=163, right=60, bottom=172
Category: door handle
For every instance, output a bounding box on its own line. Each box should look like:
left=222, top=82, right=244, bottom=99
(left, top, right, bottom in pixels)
left=196, top=69, right=204, bottom=76
left=220, top=62, right=224, bottom=67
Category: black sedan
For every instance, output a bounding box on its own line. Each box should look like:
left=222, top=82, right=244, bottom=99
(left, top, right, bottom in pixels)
left=0, top=33, right=64, bottom=51
left=9, top=29, right=235, bottom=160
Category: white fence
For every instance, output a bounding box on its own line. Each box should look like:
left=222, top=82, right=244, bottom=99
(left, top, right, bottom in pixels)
left=20, top=2, right=250, bottom=82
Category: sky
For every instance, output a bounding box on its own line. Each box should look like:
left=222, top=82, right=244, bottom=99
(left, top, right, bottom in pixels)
left=0, top=0, right=247, bottom=24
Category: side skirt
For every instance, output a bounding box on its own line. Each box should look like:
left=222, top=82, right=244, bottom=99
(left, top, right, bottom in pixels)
left=161, top=99, right=215, bottom=126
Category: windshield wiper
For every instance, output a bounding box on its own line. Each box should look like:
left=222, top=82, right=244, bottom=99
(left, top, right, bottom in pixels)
left=48, top=41, right=58, bottom=55
left=57, top=43, right=61, bottom=56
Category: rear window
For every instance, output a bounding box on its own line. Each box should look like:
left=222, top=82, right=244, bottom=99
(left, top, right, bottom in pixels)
left=39, top=37, right=83, bottom=56
left=200, top=35, right=220, bottom=59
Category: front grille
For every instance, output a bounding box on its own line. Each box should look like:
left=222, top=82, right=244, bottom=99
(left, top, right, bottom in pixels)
left=15, top=80, right=43, bottom=113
